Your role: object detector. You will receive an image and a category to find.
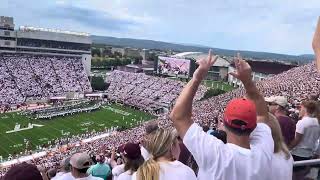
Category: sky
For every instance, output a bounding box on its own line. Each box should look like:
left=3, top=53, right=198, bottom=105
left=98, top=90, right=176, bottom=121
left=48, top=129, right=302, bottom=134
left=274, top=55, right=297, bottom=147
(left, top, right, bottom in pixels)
left=1, top=0, right=319, bottom=55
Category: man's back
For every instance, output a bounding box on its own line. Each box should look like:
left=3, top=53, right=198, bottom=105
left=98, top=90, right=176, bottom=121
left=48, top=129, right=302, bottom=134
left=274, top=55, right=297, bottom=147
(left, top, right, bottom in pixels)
left=183, top=123, right=274, bottom=180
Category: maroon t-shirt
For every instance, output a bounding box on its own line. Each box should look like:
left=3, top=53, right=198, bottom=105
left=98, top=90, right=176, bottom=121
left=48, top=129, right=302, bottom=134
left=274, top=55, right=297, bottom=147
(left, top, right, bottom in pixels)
left=277, top=115, right=296, bottom=145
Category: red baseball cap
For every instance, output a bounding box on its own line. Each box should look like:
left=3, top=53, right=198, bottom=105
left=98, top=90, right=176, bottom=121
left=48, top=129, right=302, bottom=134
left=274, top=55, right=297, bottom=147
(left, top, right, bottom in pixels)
left=224, top=98, right=257, bottom=130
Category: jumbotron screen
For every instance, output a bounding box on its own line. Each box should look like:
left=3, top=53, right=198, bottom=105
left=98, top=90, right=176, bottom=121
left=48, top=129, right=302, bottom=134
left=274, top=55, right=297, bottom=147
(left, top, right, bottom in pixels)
left=157, top=56, right=191, bottom=78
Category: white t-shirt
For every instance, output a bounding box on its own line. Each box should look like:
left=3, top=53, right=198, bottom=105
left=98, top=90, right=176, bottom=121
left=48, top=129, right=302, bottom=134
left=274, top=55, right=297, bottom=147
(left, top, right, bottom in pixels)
left=51, top=172, right=65, bottom=180
left=112, top=164, right=125, bottom=180
left=183, top=123, right=274, bottom=180
left=291, top=116, right=320, bottom=157
left=140, top=146, right=150, bottom=161
left=117, top=170, right=134, bottom=180
left=270, top=152, right=293, bottom=180
left=296, top=117, right=319, bottom=134
left=74, top=174, right=103, bottom=180
left=54, top=172, right=75, bottom=180
left=132, top=160, right=196, bottom=180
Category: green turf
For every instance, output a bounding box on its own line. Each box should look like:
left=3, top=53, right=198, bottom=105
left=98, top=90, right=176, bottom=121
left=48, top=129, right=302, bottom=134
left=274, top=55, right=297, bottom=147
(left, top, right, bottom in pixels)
left=0, top=104, right=155, bottom=159
left=203, top=80, right=235, bottom=91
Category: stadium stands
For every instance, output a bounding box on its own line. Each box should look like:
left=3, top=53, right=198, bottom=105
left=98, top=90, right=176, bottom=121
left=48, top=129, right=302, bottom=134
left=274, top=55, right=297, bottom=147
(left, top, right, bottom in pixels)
left=1, top=61, right=319, bottom=178
left=106, top=70, right=207, bottom=113
left=0, top=54, right=92, bottom=106
left=192, top=62, right=320, bottom=128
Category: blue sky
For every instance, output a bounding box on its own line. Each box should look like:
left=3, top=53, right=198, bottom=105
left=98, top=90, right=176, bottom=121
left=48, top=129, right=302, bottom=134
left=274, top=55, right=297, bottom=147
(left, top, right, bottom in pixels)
left=1, top=0, right=319, bottom=55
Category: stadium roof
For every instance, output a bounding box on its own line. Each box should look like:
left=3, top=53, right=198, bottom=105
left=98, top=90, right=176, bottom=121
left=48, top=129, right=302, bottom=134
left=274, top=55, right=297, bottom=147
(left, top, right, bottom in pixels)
left=172, top=52, right=202, bottom=57
left=172, top=52, right=230, bottom=67
left=230, top=60, right=297, bottom=75
left=19, top=26, right=90, bottom=36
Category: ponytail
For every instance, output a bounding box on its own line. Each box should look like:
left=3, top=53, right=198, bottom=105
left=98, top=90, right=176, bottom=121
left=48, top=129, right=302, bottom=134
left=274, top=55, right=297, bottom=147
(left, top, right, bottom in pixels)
left=136, top=158, right=160, bottom=180
left=268, top=113, right=291, bottom=159
left=136, top=128, right=176, bottom=180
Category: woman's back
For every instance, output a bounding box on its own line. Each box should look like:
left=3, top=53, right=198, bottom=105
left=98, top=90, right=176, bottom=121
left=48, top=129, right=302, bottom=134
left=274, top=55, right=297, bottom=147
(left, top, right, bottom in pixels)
left=132, top=160, right=196, bottom=180
left=270, top=152, right=293, bottom=180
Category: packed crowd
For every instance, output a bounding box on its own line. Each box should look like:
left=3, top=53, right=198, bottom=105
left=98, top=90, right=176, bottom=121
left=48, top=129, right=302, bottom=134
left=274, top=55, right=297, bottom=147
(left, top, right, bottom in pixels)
left=0, top=60, right=319, bottom=179
left=1, top=18, right=320, bottom=180
left=0, top=54, right=92, bottom=106
left=106, top=71, right=207, bottom=113
left=192, top=62, right=320, bottom=128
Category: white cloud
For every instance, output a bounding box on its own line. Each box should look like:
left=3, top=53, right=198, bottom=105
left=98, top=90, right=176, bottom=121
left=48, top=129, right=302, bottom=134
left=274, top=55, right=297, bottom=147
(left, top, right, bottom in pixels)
left=1, top=0, right=319, bottom=54
left=55, top=0, right=66, bottom=5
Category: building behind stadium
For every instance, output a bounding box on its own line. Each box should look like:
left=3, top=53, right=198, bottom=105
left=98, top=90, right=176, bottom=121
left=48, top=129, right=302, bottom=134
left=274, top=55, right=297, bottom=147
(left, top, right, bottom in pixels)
left=172, top=52, right=297, bottom=86
left=0, top=16, right=92, bottom=76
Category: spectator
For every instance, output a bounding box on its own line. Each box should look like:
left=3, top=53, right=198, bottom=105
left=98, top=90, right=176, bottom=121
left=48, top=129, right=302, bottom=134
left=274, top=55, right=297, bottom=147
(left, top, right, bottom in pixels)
left=70, top=153, right=103, bottom=180
left=290, top=101, right=320, bottom=161
left=176, top=135, right=199, bottom=175
left=209, top=129, right=227, bottom=144
left=141, top=121, right=159, bottom=160
left=0, top=54, right=92, bottom=106
left=3, top=162, right=43, bottom=180
left=47, top=168, right=57, bottom=179
left=265, top=96, right=296, bottom=145
left=202, top=125, right=209, bottom=133
left=133, top=128, right=197, bottom=180
left=117, top=143, right=144, bottom=180
left=52, top=157, right=74, bottom=180
left=87, top=154, right=111, bottom=180
left=111, top=147, right=125, bottom=180
left=268, top=113, right=293, bottom=180
left=170, top=52, right=274, bottom=180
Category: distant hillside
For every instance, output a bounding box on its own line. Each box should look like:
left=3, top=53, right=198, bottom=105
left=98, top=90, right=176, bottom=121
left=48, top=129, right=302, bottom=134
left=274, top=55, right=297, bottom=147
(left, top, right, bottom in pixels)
left=91, top=35, right=314, bottom=63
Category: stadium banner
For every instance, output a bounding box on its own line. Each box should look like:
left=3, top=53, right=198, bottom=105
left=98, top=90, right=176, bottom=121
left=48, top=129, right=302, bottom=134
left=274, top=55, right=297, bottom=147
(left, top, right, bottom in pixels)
left=157, top=56, right=191, bottom=78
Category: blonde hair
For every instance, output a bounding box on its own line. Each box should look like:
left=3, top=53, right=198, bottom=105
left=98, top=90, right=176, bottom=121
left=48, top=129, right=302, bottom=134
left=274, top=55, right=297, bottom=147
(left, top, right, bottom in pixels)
left=268, top=113, right=291, bottom=159
left=136, top=128, right=177, bottom=180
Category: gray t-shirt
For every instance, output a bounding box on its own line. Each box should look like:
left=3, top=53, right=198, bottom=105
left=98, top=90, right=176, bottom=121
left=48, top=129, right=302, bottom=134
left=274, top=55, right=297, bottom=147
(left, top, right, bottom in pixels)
left=291, top=116, right=320, bottom=157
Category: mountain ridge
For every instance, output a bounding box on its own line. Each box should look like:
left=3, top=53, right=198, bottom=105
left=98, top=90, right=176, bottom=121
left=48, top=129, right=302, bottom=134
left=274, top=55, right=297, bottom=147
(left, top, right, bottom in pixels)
left=91, top=35, right=314, bottom=63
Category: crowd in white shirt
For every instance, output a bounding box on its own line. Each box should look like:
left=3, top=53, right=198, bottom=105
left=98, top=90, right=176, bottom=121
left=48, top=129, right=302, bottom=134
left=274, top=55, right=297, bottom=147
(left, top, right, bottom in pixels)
left=0, top=54, right=92, bottom=107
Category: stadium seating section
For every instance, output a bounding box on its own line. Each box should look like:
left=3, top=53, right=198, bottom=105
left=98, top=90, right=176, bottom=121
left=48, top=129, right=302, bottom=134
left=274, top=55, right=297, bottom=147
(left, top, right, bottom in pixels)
left=106, top=70, right=207, bottom=111
left=0, top=54, right=92, bottom=105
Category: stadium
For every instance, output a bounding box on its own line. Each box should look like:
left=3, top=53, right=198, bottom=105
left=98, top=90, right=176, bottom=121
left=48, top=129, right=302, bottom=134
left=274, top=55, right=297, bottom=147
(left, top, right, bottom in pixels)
left=0, top=13, right=319, bottom=180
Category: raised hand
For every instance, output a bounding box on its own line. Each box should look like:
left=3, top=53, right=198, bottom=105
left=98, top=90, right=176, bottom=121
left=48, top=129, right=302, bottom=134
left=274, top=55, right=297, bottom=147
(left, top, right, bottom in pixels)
left=229, top=53, right=252, bottom=83
left=312, top=16, right=320, bottom=72
left=193, top=49, right=219, bottom=82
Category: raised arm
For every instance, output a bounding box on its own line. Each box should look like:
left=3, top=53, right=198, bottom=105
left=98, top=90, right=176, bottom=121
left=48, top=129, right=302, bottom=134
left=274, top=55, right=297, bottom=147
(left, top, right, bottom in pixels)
left=170, top=50, right=218, bottom=138
left=229, top=53, right=269, bottom=124
left=110, top=147, right=117, bottom=168
left=313, top=16, right=320, bottom=72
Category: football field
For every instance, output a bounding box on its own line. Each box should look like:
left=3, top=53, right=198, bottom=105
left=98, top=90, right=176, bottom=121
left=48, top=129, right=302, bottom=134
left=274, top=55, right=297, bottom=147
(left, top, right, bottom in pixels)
left=0, top=104, right=155, bottom=159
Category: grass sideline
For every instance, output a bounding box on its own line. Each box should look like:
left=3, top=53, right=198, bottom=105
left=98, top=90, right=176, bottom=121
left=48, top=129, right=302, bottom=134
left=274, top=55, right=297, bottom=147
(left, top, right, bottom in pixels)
left=203, top=80, right=235, bottom=91
left=0, top=104, right=155, bottom=159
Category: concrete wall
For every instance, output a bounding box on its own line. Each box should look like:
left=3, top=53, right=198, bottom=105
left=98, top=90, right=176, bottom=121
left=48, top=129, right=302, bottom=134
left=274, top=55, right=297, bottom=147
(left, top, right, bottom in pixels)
left=82, top=54, right=92, bottom=76
left=0, top=40, right=16, bottom=47
left=219, top=67, right=229, bottom=81
left=16, top=31, right=91, bottom=44
left=0, top=29, right=15, bottom=37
